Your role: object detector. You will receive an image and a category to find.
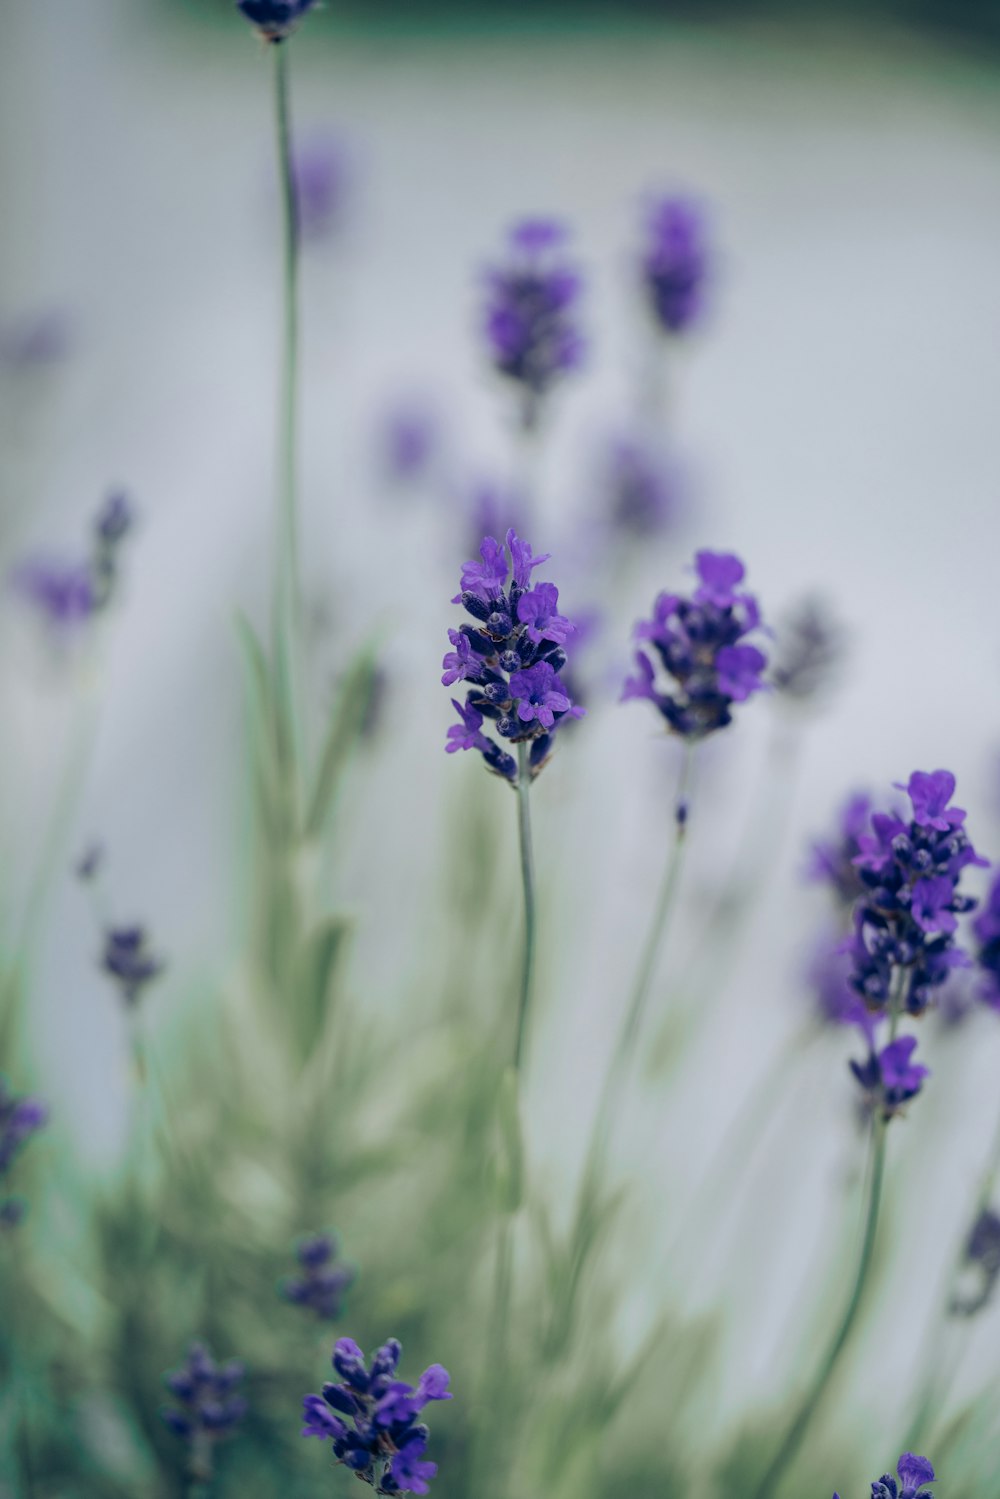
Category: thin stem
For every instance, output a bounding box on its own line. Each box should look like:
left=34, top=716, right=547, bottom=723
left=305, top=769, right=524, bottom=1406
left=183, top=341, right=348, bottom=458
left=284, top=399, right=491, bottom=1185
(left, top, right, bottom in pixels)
left=271, top=40, right=305, bottom=814
left=512, top=742, right=537, bottom=1075
left=750, top=1115, right=889, bottom=1499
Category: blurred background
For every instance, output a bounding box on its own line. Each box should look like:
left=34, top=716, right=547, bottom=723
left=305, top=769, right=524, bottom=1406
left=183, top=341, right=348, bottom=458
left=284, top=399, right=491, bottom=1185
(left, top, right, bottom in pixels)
left=2, top=0, right=1000, bottom=1493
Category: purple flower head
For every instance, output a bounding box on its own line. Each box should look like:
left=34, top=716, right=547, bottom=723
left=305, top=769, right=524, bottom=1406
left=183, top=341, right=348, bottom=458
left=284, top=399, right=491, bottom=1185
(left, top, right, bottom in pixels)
left=517, top=583, right=574, bottom=645
left=897, top=770, right=965, bottom=832
left=850, top=1036, right=929, bottom=1121
left=302, top=1338, right=451, bottom=1494
left=771, top=596, right=845, bottom=705
left=292, top=132, right=354, bottom=243
left=641, top=194, right=710, bottom=337
left=236, top=0, right=317, bottom=40
left=807, top=793, right=873, bottom=908
left=101, top=925, right=164, bottom=1009
left=482, top=219, right=585, bottom=426
left=280, top=1232, right=356, bottom=1321
left=622, top=549, right=766, bottom=740
left=869, top=1454, right=935, bottom=1499
left=0, top=1079, right=47, bottom=1228
left=807, top=935, right=875, bottom=1038
left=444, top=532, right=583, bottom=784
left=846, top=770, right=986, bottom=1021
left=161, top=1343, right=247, bottom=1478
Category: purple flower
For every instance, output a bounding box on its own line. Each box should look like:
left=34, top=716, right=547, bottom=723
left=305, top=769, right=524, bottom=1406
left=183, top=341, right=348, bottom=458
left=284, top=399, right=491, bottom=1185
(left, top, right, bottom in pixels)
left=0, top=1079, right=47, bottom=1229
left=101, top=925, right=164, bottom=1009
left=807, top=935, right=874, bottom=1037
left=292, top=133, right=354, bottom=243
left=161, top=1343, right=247, bottom=1480
left=458, top=536, right=508, bottom=601
left=280, top=1232, right=356, bottom=1321
left=441, top=631, right=477, bottom=687
left=640, top=195, right=710, bottom=337
left=445, top=699, right=490, bottom=755
left=952, top=1207, right=1000, bottom=1317
left=897, top=770, right=966, bottom=832
left=301, top=1338, right=451, bottom=1494
left=846, top=770, right=987, bottom=1020
left=870, top=1453, right=935, bottom=1499
left=0, top=308, right=73, bottom=372
left=482, top=219, right=585, bottom=427
left=622, top=549, right=767, bottom=740
left=509, top=662, right=572, bottom=729
left=235, top=0, right=317, bottom=40
left=444, top=531, right=584, bottom=784
left=850, top=1036, right=929, bottom=1120
left=517, top=583, right=574, bottom=646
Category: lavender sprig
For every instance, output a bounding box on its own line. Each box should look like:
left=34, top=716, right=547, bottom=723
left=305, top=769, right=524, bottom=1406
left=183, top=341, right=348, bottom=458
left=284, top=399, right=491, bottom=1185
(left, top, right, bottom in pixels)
left=236, top=0, right=317, bottom=41
left=302, top=1337, right=451, bottom=1495
left=832, top=1453, right=935, bottom=1499
left=160, top=1342, right=247, bottom=1485
left=280, top=1232, right=355, bottom=1320
left=640, top=195, right=710, bottom=338
left=0, top=1079, right=47, bottom=1230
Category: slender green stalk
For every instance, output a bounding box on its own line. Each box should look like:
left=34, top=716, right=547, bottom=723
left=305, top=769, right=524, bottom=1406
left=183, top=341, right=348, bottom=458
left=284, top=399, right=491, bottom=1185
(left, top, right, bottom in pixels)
left=749, top=1115, right=889, bottom=1499
left=270, top=39, right=305, bottom=814
left=512, top=741, right=537, bottom=1074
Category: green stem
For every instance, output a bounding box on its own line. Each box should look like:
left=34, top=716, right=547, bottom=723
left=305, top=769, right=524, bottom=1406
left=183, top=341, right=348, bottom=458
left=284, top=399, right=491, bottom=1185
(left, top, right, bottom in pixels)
left=271, top=39, right=305, bottom=817
left=512, top=742, right=537, bottom=1075
left=750, top=1115, right=888, bottom=1499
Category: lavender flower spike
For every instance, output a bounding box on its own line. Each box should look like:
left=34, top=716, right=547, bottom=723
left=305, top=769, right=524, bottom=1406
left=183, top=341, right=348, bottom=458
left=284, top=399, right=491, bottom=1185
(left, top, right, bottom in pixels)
left=640, top=195, right=710, bottom=337
left=302, top=1336, right=452, bottom=1495
left=161, top=1342, right=247, bottom=1482
left=973, top=868, right=1000, bottom=1011
left=101, top=925, right=164, bottom=1009
left=846, top=769, right=986, bottom=1018
left=236, top=0, right=318, bottom=40
left=482, top=218, right=585, bottom=428
left=280, top=1232, right=356, bottom=1321
left=831, top=1453, right=935, bottom=1499
left=622, top=549, right=767, bottom=739
left=443, top=529, right=584, bottom=785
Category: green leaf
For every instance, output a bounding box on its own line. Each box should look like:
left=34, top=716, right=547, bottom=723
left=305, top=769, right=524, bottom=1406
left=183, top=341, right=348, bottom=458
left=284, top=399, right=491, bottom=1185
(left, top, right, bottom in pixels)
left=305, top=640, right=380, bottom=839
left=293, top=914, right=353, bottom=1063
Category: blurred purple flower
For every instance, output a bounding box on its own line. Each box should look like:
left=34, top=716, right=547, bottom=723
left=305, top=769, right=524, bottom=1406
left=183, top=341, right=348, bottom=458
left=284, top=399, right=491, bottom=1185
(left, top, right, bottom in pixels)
left=771, top=596, right=845, bottom=705
left=380, top=401, right=438, bottom=483
left=850, top=1035, right=929, bottom=1120
left=640, top=195, right=710, bottom=337
left=162, top=1343, right=247, bottom=1480
left=101, top=925, right=164, bottom=1009
left=482, top=218, right=585, bottom=427
left=292, top=132, right=354, bottom=243
left=281, top=1232, right=356, bottom=1321
left=0, top=1079, right=47, bottom=1229
left=0, top=308, right=73, bottom=372
left=973, top=869, right=1000, bottom=1011
left=806, top=793, right=872, bottom=909
left=602, top=437, right=677, bottom=541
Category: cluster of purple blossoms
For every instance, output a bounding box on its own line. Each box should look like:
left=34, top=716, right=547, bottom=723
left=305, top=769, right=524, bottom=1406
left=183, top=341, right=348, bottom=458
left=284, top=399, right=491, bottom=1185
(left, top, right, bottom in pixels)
left=846, top=771, right=986, bottom=1019
left=302, top=1337, right=451, bottom=1495
left=236, top=0, right=317, bottom=40
left=12, top=491, right=133, bottom=633
left=833, top=1452, right=935, bottom=1499
left=640, top=195, right=710, bottom=337
left=101, top=925, right=164, bottom=1009
left=0, top=1079, right=48, bottom=1230
left=160, top=1343, right=247, bottom=1479
left=482, top=219, right=584, bottom=428
left=443, top=530, right=584, bottom=784
left=622, top=550, right=767, bottom=739
left=849, top=1036, right=930, bottom=1123
left=280, top=1232, right=356, bottom=1320
left=972, top=869, right=1000, bottom=1012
